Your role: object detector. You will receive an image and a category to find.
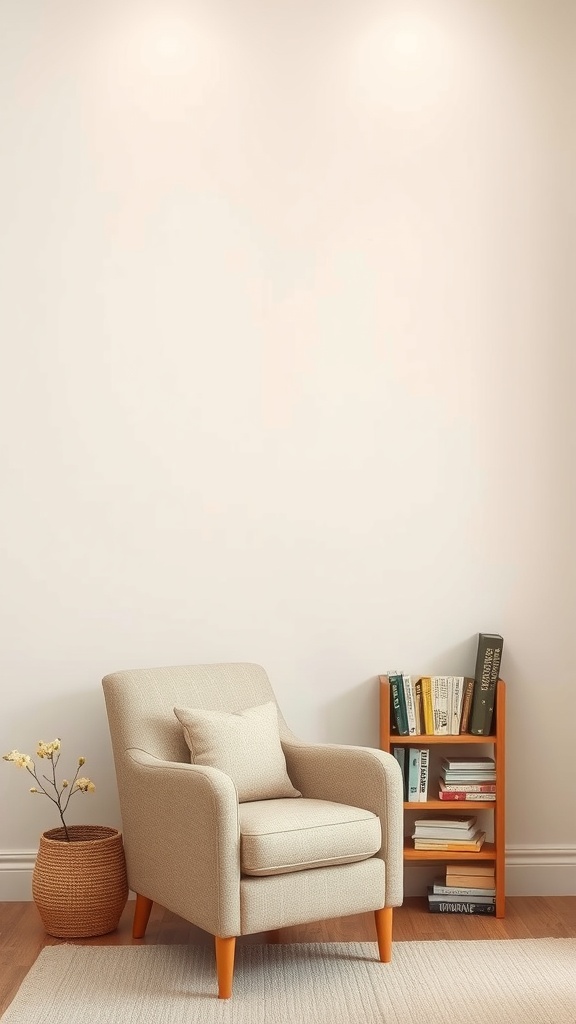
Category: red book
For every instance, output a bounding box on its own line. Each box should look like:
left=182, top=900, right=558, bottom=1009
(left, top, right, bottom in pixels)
left=438, top=789, right=495, bottom=802
left=439, top=780, right=496, bottom=794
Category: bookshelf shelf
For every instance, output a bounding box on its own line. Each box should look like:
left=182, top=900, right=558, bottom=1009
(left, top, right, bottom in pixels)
left=380, top=676, right=506, bottom=919
left=403, top=800, right=496, bottom=810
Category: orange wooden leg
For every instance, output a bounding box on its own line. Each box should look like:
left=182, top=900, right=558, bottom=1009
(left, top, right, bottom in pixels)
left=132, top=893, right=154, bottom=939
left=215, top=935, right=236, bottom=999
left=374, top=906, right=393, bottom=963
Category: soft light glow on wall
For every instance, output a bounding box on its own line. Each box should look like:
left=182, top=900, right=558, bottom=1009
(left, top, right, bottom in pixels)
left=349, top=11, right=458, bottom=112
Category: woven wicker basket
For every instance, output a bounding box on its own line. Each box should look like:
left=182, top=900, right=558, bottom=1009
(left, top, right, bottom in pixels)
left=32, top=825, right=128, bottom=938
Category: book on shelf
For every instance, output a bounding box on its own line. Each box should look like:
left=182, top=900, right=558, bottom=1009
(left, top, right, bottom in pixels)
left=439, top=780, right=496, bottom=793
left=428, top=900, right=496, bottom=915
left=427, top=887, right=495, bottom=906
left=438, top=787, right=495, bottom=802
left=432, top=878, right=496, bottom=896
left=418, top=747, right=429, bottom=802
left=441, top=770, right=496, bottom=783
left=445, top=873, right=496, bottom=889
left=413, top=824, right=478, bottom=841
left=459, top=677, right=475, bottom=733
left=441, top=757, right=495, bottom=771
left=449, top=675, right=465, bottom=734
left=402, top=674, right=417, bottom=735
left=420, top=676, right=434, bottom=734
left=414, top=815, right=477, bottom=829
left=413, top=677, right=423, bottom=735
left=413, top=830, right=486, bottom=852
left=392, top=747, right=407, bottom=800
left=413, top=815, right=478, bottom=841
left=389, top=671, right=409, bottom=735
left=469, top=632, right=504, bottom=736
left=407, top=748, right=420, bottom=802
left=432, top=675, right=449, bottom=735
left=446, top=862, right=495, bottom=877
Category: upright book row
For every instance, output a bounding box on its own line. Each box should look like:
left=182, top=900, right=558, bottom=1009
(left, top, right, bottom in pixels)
left=389, top=633, right=503, bottom=738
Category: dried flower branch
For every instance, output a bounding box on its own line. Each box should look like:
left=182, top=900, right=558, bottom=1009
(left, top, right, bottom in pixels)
left=3, top=740, right=95, bottom=841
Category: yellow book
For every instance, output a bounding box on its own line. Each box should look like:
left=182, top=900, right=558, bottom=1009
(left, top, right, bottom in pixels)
left=413, top=830, right=486, bottom=852
left=420, top=677, right=434, bottom=734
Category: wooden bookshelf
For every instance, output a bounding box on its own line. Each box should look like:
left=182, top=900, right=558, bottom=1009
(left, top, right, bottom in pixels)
left=380, top=676, right=506, bottom=918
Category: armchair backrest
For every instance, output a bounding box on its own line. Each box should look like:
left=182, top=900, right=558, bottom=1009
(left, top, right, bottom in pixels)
left=102, top=662, right=292, bottom=765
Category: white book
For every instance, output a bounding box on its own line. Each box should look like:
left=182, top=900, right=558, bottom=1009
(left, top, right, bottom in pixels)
left=449, top=676, right=465, bottom=735
left=414, top=815, right=476, bottom=829
left=407, top=748, right=421, bottom=803
left=418, top=748, right=429, bottom=802
left=432, top=675, right=449, bottom=735
left=413, top=825, right=478, bottom=840
left=402, top=675, right=417, bottom=735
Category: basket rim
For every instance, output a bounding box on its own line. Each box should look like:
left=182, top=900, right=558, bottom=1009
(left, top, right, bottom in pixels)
left=40, top=825, right=122, bottom=845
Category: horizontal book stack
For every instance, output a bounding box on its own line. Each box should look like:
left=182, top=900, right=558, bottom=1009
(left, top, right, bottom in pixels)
left=411, top=815, right=486, bottom=853
left=439, top=756, right=496, bottom=801
left=428, top=863, right=497, bottom=914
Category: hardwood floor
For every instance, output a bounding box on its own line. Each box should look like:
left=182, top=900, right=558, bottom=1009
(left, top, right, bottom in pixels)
left=1, top=896, right=575, bottom=1017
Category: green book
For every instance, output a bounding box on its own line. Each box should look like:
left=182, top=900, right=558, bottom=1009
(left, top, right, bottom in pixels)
left=469, top=633, right=503, bottom=735
left=389, top=672, right=409, bottom=735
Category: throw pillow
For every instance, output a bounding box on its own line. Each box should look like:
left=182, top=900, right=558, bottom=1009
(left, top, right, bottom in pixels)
left=173, top=700, right=301, bottom=802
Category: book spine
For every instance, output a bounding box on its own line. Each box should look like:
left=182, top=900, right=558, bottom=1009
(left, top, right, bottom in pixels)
left=418, top=747, right=429, bottom=802
left=470, top=634, right=503, bottom=735
left=440, top=781, right=496, bottom=793
left=392, top=746, right=407, bottom=801
left=432, top=676, right=449, bottom=735
left=438, top=790, right=495, bottom=801
left=428, top=901, right=496, bottom=915
left=450, top=676, right=464, bottom=734
left=407, top=748, right=421, bottom=802
left=402, top=674, right=417, bottom=735
left=428, top=895, right=496, bottom=905
left=446, top=863, right=495, bottom=876
left=432, top=885, right=496, bottom=896
left=414, top=834, right=485, bottom=851
left=459, top=677, right=475, bottom=733
left=421, top=677, right=434, bottom=734
left=389, top=673, right=409, bottom=735
left=413, top=677, right=423, bottom=735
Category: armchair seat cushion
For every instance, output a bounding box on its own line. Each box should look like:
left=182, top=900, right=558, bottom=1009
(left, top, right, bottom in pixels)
left=239, top=798, right=381, bottom=877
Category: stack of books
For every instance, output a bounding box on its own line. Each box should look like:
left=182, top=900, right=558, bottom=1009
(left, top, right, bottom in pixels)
left=428, top=863, right=496, bottom=914
left=438, top=756, right=496, bottom=801
left=411, top=815, right=486, bottom=852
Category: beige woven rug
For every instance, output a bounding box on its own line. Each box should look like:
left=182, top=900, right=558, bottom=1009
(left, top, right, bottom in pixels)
left=2, top=940, right=575, bottom=1024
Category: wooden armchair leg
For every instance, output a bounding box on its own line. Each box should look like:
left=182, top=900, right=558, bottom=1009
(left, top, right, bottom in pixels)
left=374, top=906, right=393, bottom=963
left=215, top=935, right=236, bottom=999
left=133, top=893, right=154, bottom=939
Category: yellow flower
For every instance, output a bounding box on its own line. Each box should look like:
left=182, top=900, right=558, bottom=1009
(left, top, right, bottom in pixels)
left=30, top=787, right=38, bottom=793
left=3, top=750, right=32, bottom=769
left=78, top=757, right=85, bottom=766
left=75, top=777, right=95, bottom=793
left=37, top=739, right=61, bottom=759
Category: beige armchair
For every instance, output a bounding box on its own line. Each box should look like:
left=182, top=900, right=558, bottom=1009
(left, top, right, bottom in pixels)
left=102, top=663, right=404, bottom=999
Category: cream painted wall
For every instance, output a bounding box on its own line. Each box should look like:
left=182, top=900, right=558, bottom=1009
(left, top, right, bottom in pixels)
left=1, top=0, right=575, bottom=897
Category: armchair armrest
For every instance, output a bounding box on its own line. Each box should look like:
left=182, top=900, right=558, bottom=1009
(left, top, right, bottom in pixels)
left=119, top=749, right=241, bottom=937
left=283, top=741, right=404, bottom=905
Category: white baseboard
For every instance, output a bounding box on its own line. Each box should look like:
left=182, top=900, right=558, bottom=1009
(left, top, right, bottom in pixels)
left=2, top=846, right=575, bottom=902
left=0, top=852, right=35, bottom=901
